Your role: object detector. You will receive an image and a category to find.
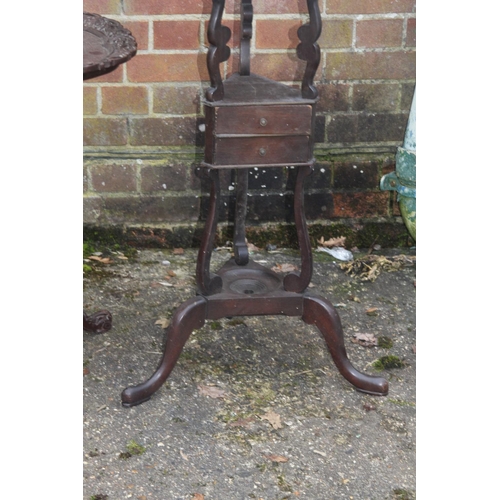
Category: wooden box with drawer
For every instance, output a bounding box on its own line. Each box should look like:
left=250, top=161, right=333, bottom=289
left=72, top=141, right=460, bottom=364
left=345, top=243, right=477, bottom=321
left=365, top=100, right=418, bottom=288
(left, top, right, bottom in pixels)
left=203, top=73, right=317, bottom=169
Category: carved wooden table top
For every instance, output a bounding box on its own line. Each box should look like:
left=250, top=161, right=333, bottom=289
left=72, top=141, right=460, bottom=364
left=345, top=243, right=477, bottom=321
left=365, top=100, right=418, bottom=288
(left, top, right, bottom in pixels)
left=83, top=12, right=137, bottom=79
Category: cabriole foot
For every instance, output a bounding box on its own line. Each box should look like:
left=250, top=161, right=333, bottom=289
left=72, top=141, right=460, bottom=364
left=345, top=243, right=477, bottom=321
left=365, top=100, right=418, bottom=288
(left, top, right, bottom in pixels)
left=302, top=294, right=388, bottom=396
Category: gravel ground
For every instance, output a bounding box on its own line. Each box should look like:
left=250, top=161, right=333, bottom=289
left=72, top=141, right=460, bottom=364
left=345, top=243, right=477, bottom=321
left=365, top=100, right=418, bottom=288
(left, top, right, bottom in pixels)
left=83, top=246, right=416, bottom=500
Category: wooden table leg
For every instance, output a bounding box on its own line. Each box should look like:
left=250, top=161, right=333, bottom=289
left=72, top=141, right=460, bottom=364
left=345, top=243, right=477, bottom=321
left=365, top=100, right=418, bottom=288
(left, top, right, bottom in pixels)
left=303, top=294, right=389, bottom=395
left=121, top=296, right=208, bottom=407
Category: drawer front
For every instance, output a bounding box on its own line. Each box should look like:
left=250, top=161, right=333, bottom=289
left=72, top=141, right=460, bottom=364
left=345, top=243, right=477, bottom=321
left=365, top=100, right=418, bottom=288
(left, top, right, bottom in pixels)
left=215, top=105, right=312, bottom=135
left=214, top=136, right=311, bottom=165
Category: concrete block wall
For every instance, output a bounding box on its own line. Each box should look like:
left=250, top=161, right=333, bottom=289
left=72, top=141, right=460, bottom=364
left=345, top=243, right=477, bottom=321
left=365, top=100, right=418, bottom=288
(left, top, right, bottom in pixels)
left=83, top=0, right=416, bottom=248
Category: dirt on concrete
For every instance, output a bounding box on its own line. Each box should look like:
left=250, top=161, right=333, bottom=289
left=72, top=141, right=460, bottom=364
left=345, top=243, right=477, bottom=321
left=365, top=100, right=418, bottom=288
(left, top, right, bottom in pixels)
left=83, top=245, right=416, bottom=500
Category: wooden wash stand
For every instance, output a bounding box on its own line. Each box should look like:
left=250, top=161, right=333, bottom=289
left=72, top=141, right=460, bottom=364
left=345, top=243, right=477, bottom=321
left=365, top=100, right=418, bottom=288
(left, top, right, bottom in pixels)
left=121, top=0, right=388, bottom=407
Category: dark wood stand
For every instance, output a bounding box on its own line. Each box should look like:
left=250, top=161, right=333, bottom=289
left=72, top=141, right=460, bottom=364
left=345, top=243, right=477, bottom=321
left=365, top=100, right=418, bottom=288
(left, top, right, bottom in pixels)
left=121, top=0, right=388, bottom=407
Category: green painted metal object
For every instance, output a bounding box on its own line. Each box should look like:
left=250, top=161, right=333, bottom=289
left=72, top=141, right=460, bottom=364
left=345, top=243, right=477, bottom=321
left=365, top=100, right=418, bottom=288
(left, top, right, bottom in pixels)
left=380, top=88, right=416, bottom=240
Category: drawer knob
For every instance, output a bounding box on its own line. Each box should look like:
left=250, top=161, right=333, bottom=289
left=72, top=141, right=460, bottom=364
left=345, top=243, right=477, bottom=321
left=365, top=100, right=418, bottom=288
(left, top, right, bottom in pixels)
left=259, top=117, right=268, bottom=127
left=259, top=147, right=266, bottom=156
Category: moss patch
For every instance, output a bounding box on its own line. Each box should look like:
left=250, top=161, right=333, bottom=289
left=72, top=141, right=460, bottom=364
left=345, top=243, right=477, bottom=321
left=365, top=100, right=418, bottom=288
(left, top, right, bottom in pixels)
left=388, top=398, right=416, bottom=408
left=377, top=336, right=394, bottom=349
left=119, top=439, right=146, bottom=459
left=226, top=318, right=246, bottom=327
left=84, top=220, right=412, bottom=252
left=373, top=355, right=406, bottom=371
left=392, top=488, right=416, bottom=500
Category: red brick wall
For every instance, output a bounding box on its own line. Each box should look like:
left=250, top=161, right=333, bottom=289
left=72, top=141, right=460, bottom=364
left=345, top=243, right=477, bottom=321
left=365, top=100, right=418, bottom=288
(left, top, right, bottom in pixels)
left=83, top=0, right=416, bottom=246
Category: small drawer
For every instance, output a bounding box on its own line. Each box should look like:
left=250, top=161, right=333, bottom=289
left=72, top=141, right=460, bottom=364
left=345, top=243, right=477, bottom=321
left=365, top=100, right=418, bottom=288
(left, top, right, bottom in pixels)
left=214, top=135, right=311, bottom=166
left=215, top=105, right=312, bottom=135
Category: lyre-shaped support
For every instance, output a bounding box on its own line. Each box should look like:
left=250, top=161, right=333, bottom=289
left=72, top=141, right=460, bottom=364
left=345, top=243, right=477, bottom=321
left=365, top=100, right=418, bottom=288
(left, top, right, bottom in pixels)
left=196, top=169, right=223, bottom=295
left=239, top=0, right=253, bottom=76
left=233, top=168, right=249, bottom=265
left=283, top=165, right=313, bottom=292
left=206, top=0, right=321, bottom=101
left=206, top=0, right=231, bottom=101
left=297, top=0, right=322, bottom=99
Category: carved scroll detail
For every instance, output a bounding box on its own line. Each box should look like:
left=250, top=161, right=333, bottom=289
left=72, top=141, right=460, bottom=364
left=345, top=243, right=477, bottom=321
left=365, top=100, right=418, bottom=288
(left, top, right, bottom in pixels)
left=83, top=310, right=112, bottom=334
left=239, top=0, right=253, bottom=76
left=206, top=0, right=231, bottom=101
left=296, top=0, right=322, bottom=99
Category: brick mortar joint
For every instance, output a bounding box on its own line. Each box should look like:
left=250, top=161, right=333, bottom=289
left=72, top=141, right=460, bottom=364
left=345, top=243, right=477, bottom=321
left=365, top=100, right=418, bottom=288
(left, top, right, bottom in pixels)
left=318, top=111, right=410, bottom=116
left=324, top=14, right=415, bottom=20
left=83, top=144, right=399, bottom=156
left=317, top=79, right=415, bottom=84
left=85, top=109, right=411, bottom=118
left=106, top=14, right=415, bottom=21
left=128, top=47, right=415, bottom=55
left=85, top=192, right=202, bottom=199
left=83, top=148, right=397, bottom=162
left=84, top=189, right=389, bottom=199
left=322, top=47, right=416, bottom=54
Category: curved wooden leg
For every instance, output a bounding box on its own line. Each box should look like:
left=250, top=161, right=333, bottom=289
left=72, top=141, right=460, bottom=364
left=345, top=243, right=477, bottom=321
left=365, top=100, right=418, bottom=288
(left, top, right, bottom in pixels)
left=283, top=164, right=313, bottom=293
left=196, top=168, right=223, bottom=295
left=121, top=296, right=208, bottom=407
left=302, top=294, right=388, bottom=395
left=233, top=168, right=249, bottom=266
